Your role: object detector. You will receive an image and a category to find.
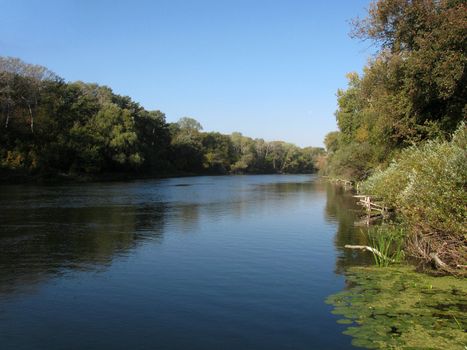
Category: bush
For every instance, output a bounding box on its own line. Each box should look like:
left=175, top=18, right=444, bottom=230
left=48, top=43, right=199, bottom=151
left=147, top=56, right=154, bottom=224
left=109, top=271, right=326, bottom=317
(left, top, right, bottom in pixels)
left=360, top=123, right=466, bottom=267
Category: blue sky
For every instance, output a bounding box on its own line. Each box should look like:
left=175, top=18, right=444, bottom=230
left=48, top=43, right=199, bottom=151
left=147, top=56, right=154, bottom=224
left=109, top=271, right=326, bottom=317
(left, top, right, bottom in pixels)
left=1, top=0, right=373, bottom=147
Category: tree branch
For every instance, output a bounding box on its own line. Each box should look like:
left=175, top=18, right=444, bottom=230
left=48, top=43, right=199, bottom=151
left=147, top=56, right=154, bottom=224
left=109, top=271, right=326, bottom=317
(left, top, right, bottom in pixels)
left=345, top=244, right=395, bottom=262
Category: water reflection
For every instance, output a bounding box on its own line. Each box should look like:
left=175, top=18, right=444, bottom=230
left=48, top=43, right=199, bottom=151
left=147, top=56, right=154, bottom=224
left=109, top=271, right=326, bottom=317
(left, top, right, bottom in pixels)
left=322, top=183, right=373, bottom=273
left=0, top=178, right=368, bottom=298
left=0, top=175, right=367, bottom=350
left=0, top=201, right=167, bottom=297
left=0, top=178, right=321, bottom=297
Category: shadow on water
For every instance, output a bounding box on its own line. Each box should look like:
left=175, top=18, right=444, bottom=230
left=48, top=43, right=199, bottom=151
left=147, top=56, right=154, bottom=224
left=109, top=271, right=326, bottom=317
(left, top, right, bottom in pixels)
left=0, top=178, right=371, bottom=303
left=323, top=182, right=467, bottom=349
left=0, top=186, right=168, bottom=298
left=321, top=182, right=373, bottom=273
left=0, top=177, right=331, bottom=299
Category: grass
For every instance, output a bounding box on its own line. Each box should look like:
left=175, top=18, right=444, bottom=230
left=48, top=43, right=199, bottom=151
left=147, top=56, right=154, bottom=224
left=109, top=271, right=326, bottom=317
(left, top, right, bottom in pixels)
left=367, top=225, right=405, bottom=267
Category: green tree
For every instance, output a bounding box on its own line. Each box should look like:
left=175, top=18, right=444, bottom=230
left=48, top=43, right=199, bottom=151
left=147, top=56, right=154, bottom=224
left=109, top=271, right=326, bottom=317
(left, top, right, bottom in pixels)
left=325, top=0, right=466, bottom=180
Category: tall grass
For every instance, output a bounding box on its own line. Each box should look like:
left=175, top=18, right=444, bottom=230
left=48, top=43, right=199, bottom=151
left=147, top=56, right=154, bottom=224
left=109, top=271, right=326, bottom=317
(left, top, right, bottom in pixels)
left=368, top=226, right=405, bottom=267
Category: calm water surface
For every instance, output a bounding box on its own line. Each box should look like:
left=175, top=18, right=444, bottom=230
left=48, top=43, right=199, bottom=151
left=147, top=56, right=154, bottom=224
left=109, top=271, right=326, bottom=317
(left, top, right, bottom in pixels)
left=0, top=175, right=368, bottom=350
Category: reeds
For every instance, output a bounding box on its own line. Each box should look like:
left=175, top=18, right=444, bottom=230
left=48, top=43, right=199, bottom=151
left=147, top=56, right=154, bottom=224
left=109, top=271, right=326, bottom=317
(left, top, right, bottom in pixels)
left=368, top=226, right=405, bottom=267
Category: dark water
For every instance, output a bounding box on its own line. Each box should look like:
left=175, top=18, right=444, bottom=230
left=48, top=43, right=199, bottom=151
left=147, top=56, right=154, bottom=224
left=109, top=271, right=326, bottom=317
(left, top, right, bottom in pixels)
left=0, top=175, right=369, bottom=350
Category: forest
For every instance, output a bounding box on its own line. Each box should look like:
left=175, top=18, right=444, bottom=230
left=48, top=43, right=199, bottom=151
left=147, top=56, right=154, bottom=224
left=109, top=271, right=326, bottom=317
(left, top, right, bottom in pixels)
left=0, top=57, right=323, bottom=180
left=322, top=0, right=466, bottom=270
left=0, top=1, right=466, bottom=349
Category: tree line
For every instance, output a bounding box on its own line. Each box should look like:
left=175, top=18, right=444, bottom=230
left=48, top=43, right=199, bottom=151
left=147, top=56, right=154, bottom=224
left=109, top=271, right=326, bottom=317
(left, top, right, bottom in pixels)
left=322, top=0, right=466, bottom=270
left=322, top=0, right=466, bottom=181
left=0, top=57, right=323, bottom=179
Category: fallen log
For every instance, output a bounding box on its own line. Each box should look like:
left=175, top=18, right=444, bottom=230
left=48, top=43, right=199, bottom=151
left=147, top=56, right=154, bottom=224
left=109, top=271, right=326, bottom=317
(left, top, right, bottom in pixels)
left=429, top=253, right=450, bottom=271
left=345, top=244, right=395, bottom=262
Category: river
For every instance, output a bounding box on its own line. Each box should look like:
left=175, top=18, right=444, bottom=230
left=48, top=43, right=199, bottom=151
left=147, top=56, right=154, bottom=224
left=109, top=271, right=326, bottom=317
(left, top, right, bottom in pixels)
left=0, top=175, right=370, bottom=350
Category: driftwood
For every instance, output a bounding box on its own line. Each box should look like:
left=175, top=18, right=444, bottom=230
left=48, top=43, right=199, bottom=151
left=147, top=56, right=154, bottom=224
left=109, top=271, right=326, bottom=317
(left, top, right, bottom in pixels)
left=429, top=252, right=450, bottom=271
left=428, top=253, right=467, bottom=274
left=345, top=245, right=395, bottom=262
left=353, top=195, right=389, bottom=215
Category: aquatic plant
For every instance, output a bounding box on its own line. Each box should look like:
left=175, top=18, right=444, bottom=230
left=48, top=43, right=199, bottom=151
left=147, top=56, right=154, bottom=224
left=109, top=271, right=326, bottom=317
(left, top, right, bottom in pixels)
left=326, top=267, right=467, bottom=349
left=368, top=226, right=405, bottom=267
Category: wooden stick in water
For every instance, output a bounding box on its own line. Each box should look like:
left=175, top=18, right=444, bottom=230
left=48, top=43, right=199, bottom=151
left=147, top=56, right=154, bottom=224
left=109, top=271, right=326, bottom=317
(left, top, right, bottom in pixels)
left=344, top=244, right=395, bottom=262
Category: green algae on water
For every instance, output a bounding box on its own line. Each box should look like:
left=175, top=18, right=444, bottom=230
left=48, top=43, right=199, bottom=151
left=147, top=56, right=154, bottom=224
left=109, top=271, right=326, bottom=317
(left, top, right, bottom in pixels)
left=326, top=267, right=467, bottom=349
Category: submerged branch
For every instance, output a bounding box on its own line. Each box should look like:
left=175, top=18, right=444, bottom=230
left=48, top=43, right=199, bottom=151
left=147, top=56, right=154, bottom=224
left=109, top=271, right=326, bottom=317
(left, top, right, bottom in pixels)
left=344, top=244, right=395, bottom=262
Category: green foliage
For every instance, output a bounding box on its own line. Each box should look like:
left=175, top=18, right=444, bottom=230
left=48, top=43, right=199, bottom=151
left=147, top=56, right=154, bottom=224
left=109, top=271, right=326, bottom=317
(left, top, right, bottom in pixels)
left=324, top=0, right=466, bottom=181
left=168, top=118, right=205, bottom=172
left=367, top=225, right=405, bottom=267
left=322, top=0, right=466, bottom=267
left=326, top=266, right=467, bottom=349
left=201, top=132, right=235, bottom=173
left=323, top=131, right=340, bottom=153
left=0, top=57, right=322, bottom=178
left=360, top=124, right=467, bottom=239
left=176, top=117, right=203, bottom=133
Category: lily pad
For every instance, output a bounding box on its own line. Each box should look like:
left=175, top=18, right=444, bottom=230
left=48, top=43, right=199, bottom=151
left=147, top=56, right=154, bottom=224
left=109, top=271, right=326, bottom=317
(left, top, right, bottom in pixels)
left=326, top=266, right=467, bottom=349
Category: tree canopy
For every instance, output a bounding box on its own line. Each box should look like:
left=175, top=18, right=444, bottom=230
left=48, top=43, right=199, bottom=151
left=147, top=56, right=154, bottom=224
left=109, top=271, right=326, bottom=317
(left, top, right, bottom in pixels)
left=0, top=57, right=323, bottom=180
left=323, top=0, right=466, bottom=180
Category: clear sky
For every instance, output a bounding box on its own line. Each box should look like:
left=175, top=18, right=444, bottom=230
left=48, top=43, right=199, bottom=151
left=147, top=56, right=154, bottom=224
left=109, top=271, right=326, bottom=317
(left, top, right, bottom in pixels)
left=1, top=0, right=373, bottom=147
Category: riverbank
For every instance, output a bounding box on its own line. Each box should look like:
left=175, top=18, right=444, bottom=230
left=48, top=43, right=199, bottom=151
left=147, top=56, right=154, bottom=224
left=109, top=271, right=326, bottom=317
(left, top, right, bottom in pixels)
left=324, top=180, right=467, bottom=348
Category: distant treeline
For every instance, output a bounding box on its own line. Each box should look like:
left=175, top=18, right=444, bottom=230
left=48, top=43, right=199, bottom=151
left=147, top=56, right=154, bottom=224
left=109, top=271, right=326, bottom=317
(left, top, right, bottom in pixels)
left=0, top=57, right=323, bottom=179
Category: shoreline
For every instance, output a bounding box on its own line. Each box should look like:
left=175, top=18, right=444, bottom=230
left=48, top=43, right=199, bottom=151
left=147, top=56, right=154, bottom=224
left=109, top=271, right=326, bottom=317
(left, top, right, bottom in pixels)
left=0, top=169, right=317, bottom=185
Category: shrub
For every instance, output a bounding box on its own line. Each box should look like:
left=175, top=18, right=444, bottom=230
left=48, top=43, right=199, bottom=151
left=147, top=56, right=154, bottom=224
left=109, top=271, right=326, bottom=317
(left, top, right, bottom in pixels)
left=359, top=123, right=466, bottom=267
